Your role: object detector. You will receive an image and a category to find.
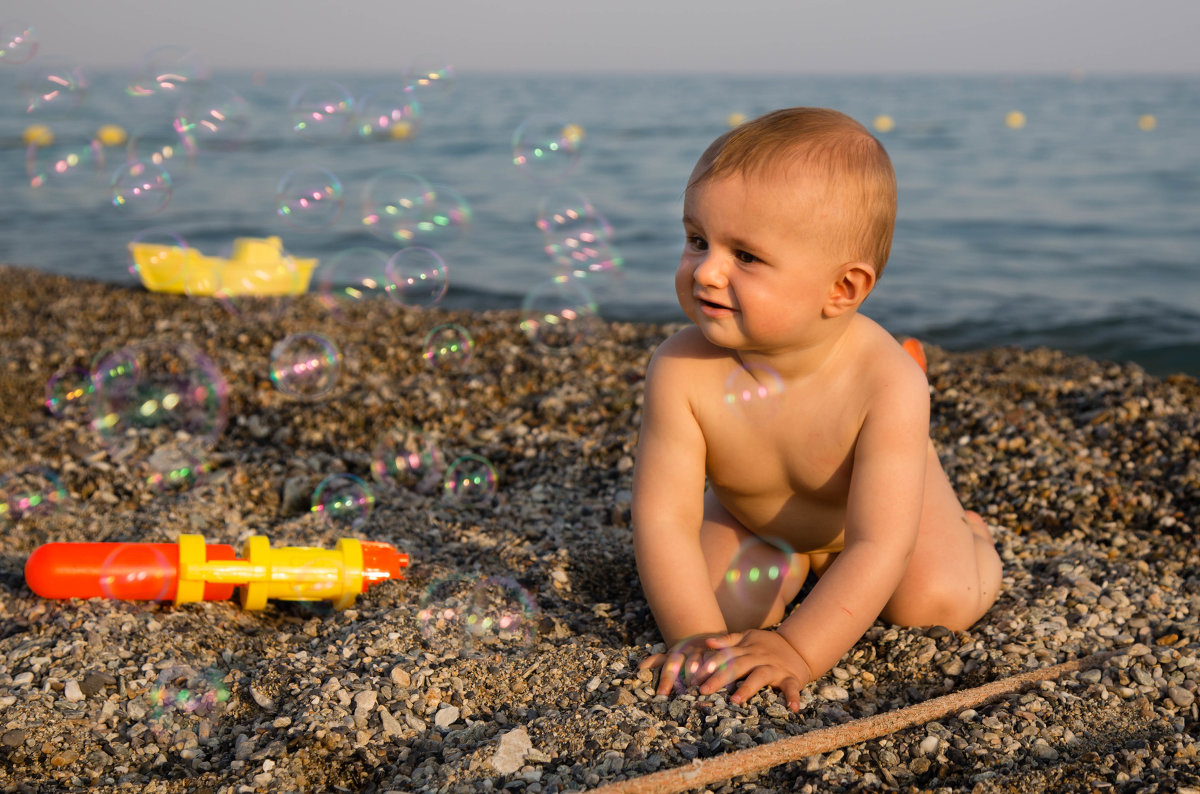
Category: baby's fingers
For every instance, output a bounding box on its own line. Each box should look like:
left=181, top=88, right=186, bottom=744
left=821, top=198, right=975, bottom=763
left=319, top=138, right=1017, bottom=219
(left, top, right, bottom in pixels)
left=638, top=653, right=667, bottom=671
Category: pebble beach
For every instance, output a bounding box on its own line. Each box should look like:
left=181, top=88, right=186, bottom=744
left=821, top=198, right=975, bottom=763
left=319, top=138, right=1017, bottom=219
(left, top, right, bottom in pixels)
left=1, top=264, right=1198, bottom=793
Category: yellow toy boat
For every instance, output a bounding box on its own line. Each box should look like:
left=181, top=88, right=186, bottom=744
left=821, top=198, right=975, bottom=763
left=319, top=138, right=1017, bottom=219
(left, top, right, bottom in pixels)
left=130, top=236, right=318, bottom=296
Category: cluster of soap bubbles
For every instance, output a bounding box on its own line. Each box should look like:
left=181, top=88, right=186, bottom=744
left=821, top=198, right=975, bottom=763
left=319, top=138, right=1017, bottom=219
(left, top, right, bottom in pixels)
left=310, top=473, right=375, bottom=528
left=0, top=465, right=69, bottom=526
left=143, top=664, right=231, bottom=738
left=371, top=426, right=498, bottom=506
left=510, top=114, right=623, bottom=354
left=417, top=573, right=539, bottom=656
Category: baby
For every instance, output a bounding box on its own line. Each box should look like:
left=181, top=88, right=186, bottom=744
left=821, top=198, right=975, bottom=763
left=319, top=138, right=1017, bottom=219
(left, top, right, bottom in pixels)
left=632, top=107, right=1002, bottom=711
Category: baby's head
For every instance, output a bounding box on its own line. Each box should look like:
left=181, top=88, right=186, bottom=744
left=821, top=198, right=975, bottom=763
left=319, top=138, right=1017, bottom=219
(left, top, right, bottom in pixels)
left=687, top=107, right=897, bottom=278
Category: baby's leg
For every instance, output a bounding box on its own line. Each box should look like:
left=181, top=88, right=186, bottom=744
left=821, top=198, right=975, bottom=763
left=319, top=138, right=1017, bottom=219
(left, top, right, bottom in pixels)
left=880, top=443, right=1003, bottom=631
left=699, top=490, right=809, bottom=632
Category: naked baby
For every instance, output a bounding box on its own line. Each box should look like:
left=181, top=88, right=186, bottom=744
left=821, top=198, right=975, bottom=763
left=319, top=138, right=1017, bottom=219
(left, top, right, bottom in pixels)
left=632, top=107, right=1003, bottom=711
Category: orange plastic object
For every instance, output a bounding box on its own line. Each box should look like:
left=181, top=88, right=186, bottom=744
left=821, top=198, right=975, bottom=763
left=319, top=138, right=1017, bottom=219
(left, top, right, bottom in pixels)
left=25, top=535, right=409, bottom=610
left=902, top=337, right=928, bottom=374
left=24, top=541, right=236, bottom=602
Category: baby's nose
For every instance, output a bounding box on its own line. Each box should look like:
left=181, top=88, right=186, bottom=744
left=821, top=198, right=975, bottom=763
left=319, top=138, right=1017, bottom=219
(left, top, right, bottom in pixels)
left=693, top=253, right=729, bottom=287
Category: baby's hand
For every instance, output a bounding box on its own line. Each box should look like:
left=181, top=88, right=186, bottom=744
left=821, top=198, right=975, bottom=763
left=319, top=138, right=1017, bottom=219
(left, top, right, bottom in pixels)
left=698, top=630, right=810, bottom=712
left=639, top=633, right=729, bottom=698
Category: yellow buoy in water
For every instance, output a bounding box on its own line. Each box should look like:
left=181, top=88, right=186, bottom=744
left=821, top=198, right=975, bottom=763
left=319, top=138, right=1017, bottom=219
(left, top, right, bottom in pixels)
left=873, top=114, right=895, bottom=134
left=1005, top=110, right=1027, bottom=129
left=388, top=121, right=414, bottom=141
left=1138, top=114, right=1157, bottom=131
left=726, top=112, right=747, bottom=129
left=96, top=124, right=128, bottom=147
left=562, top=123, right=585, bottom=145
left=22, top=124, right=54, bottom=147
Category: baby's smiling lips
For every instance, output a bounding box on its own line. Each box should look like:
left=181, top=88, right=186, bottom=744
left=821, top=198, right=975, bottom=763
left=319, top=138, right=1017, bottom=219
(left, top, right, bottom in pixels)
left=695, top=293, right=734, bottom=315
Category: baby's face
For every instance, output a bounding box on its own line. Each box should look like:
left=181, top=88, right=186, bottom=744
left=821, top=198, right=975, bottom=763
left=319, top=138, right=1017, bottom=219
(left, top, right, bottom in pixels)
left=676, top=169, right=847, bottom=352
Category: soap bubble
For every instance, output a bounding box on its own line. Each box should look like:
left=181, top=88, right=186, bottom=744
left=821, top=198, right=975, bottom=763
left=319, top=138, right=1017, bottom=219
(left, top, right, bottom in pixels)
left=173, top=83, right=252, bottom=156
left=25, top=138, right=105, bottom=190
left=537, top=188, right=622, bottom=277
left=0, top=20, right=37, bottom=65
left=520, top=276, right=601, bottom=352
left=311, top=473, right=375, bottom=528
left=270, top=332, right=341, bottom=400
left=723, top=362, right=784, bottom=419
left=422, top=323, right=474, bottom=368
left=19, top=58, right=88, bottom=118
left=355, top=84, right=421, bottom=141
left=404, top=63, right=455, bottom=98
left=386, top=246, right=448, bottom=307
left=0, top=465, right=69, bottom=525
left=276, top=166, right=344, bottom=230
left=418, top=573, right=538, bottom=656
left=664, top=638, right=737, bottom=696
left=97, top=543, right=174, bottom=600
left=361, top=169, right=435, bottom=243
left=90, top=340, right=227, bottom=490
left=127, top=45, right=209, bottom=98
left=125, top=122, right=186, bottom=169
left=513, top=114, right=583, bottom=184
left=144, top=665, right=231, bottom=738
left=722, top=536, right=798, bottom=609
left=45, top=366, right=94, bottom=422
left=371, top=426, right=443, bottom=493
left=315, top=247, right=393, bottom=316
left=410, top=183, right=472, bottom=248
left=111, top=160, right=173, bottom=216
left=443, top=454, right=497, bottom=505
left=288, top=80, right=354, bottom=143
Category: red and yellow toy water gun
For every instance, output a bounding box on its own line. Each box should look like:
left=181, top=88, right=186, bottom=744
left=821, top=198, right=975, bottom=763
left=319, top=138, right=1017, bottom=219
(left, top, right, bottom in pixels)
left=25, top=534, right=408, bottom=611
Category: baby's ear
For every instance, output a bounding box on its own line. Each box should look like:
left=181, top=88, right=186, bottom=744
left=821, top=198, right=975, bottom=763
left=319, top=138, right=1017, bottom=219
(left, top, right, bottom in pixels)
left=824, top=262, right=876, bottom=318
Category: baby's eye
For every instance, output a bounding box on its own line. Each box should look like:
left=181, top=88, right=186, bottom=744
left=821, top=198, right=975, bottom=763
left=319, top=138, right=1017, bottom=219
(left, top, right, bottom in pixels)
left=734, top=250, right=758, bottom=264
left=686, top=235, right=708, bottom=251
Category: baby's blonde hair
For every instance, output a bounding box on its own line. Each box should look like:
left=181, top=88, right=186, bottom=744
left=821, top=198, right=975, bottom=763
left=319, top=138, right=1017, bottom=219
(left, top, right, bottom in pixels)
left=688, top=107, right=897, bottom=276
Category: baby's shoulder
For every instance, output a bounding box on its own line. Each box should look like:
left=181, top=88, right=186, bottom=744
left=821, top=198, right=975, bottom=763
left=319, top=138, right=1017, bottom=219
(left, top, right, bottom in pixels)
left=651, top=326, right=728, bottom=364
left=844, top=318, right=929, bottom=400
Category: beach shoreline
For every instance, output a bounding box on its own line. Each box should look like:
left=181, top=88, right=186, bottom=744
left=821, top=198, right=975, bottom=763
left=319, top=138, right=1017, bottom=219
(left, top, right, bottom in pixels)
left=1, top=264, right=1198, bottom=792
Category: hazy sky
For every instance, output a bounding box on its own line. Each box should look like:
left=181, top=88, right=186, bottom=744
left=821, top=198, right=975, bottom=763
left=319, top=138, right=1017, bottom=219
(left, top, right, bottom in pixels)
left=4, top=0, right=1198, bottom=74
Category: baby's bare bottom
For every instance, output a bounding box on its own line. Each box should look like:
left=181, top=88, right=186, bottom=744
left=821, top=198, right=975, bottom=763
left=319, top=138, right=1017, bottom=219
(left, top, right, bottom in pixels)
left=701, top=443, right=1003, bottom=633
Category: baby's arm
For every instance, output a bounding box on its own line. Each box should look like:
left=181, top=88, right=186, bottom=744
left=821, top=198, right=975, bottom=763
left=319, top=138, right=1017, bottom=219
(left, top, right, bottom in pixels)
left=700, top=356, right=932, bottom=703
left=632, top=338, right=728, bottom=643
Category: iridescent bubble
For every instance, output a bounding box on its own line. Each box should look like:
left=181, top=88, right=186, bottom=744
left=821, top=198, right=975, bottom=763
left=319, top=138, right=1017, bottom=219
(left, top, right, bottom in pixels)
left=463, top=576, right=539, bottom=653
left=311, top=473, right=375, bottom=528
left=537, top=188, right=623, bottom=277
left=111, top=160, right=173, bottom=216
left=0, top=465, right=69, bottom=525
left=97, top=543, right=174, bottom=600
left=361, top=169, right=435, bottom=244
left=125, top=122, right=186, bottom=169
left=371, top=426, right=443, bottom=494
left=386, top=247, right=448, bottom=307
left=417, top=573, right=477, bottom=653
left=25, top=138, right=105, bottom=190
left=18, top=58, right=88, bottom=118
left=520, top=276, right=602, bottom=352
left=721, top=536, right=798, bottom=609
left=443, top=454, right=497, bottom=505
left=288, top=80, right=354, bottom=143
left=665, top=639, right=737, bottom=696
left=90, top=340, right=227, bottom=490
left=276, top=167, right=343, bottom=230
left=411, top=183, right=472, bottom=248
left=513, top=115, right=584, bottom=184
left=173, top=82, right=252, bottom=156
left=127, top=45, right=209, bottom=98
left=723, top=362, right=784, bottom=419
left=0, top=20, right=38, bottom=65
left=126, top=228, right=193, bottom=294
left=315, top=247, right=392, bottom=316
left=45, top=366, right=94, bottom=422
left=269, top=332, right=341, bottom=400
left=144, top=665, right=231, bottom=739
left=422, top=323, right=474, bottom=368
left=355, top=84, right=421, bottom=141
left=404, top=62, right=456, bottom=98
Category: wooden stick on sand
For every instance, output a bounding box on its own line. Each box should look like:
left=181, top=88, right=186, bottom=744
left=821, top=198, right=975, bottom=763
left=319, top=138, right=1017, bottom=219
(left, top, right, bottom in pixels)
left=590, top=651, right=1114, bottom=794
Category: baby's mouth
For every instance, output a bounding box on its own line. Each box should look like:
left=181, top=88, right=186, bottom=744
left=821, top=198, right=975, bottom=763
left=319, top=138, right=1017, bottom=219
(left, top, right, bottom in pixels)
left=698, top=296, right=733, bottom=311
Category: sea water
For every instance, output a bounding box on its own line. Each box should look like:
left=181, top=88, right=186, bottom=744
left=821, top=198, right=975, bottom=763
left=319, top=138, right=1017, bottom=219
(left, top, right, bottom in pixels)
left=1, top=70, right=1197, bottom=376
